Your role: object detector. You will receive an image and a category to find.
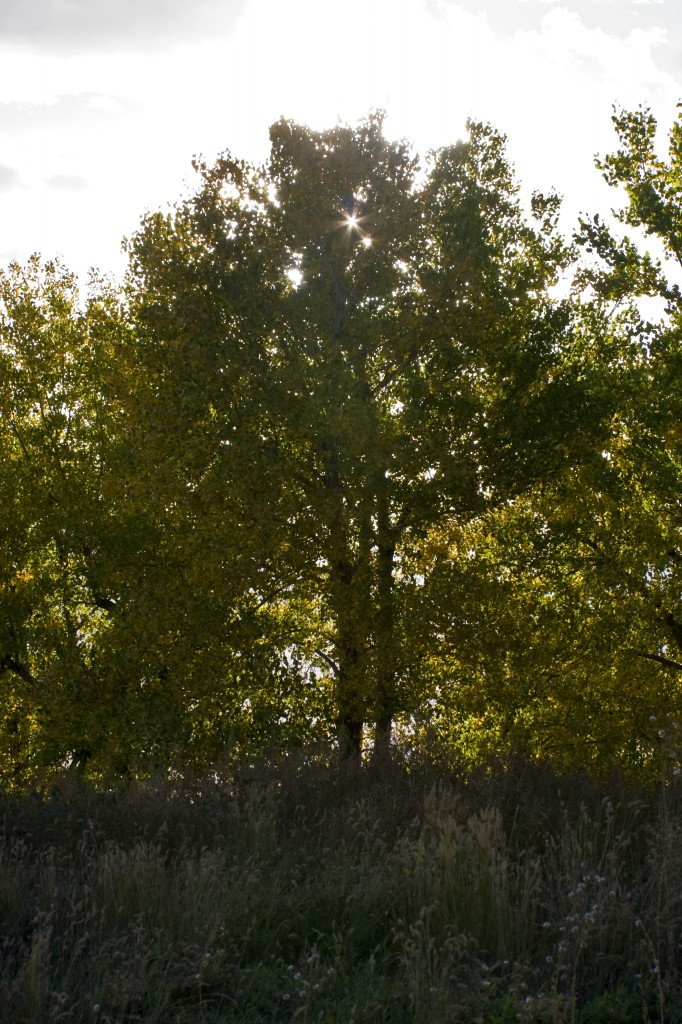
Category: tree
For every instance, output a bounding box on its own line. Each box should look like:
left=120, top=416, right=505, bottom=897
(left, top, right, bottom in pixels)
left=555, top=106, right=682, bottom=770
left=412, top=105, right=682, bottom=779
left=125, top=112, right=601, bottom=760
left=0, top=257, right=132, bottom=783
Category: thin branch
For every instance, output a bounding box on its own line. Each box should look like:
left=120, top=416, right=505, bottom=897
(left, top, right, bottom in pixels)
left=626, top=649, right=682, bottom=673
left=314, top=648, right=340, bottom=676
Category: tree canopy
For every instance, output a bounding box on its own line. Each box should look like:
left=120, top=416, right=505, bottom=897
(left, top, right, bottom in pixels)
left=2, top=107, right=682, bottom=786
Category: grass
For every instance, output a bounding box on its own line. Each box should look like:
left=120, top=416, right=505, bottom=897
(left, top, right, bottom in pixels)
left=1, top=755, right=681, bottom=1022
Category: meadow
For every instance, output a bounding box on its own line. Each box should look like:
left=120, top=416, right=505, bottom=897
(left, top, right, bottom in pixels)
left=1, top=756, right=681, bottom=1023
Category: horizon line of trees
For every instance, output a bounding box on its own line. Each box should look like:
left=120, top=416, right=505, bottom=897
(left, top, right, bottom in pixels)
left=2, top=105, right=682, bottom=788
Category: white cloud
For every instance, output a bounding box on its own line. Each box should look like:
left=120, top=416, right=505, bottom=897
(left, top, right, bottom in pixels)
left=0, top=0, right=249, bottom=53
left=47, top=173, right=88, bottom=191
left=0, top=0, right=679, bottom=282
left=88, top=95, right=127, bottom=114
left=0, top=164, right=20, bottom=191
left=533, top=8, right=669, bottom=91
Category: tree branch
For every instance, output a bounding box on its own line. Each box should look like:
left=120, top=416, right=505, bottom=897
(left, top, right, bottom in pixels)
left=314, top=648, right=340, bottom=676
left=0, top=655, right=38, bottom=686
left=626, top=649, right=682, bottom=673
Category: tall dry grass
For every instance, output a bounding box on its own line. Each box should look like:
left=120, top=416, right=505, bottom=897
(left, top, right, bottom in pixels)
left=0, top=757, right=680, bottom=1022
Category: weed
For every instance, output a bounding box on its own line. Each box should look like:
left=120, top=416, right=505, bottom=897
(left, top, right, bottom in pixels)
left=0, top=757, right=680, bottom=1022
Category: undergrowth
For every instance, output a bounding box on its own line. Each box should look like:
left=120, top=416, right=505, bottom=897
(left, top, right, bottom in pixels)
left=1, top=756, right=681, bottom=1022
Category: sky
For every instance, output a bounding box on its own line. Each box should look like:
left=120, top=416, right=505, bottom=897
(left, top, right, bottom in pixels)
left=0, top=0, right=680, bottom=284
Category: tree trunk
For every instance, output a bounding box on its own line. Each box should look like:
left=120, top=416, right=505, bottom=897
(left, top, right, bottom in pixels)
left=338, top=714, right=363, bottom=763
left=372, top=716, right=392, bottom=763
left=373, top=471, right=397, bottom=761
left=323, top=440, right=367, bottom=762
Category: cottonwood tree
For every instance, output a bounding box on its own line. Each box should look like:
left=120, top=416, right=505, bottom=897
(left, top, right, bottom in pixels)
left=124, top=112, right=604, bottom=761
left=413, top=106, right=682, bottom=778
left=562, top=107, right=682, bottom=754
left=0, top=257, right=131, bottom=782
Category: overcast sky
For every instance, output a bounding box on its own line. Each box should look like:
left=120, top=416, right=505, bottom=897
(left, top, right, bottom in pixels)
left=1, top=0, right=680, bottom=283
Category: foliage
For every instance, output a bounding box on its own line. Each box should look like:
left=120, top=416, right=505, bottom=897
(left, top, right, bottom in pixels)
left=0, top=258, right=132, bottom=783
left=122, top=111, right=594, bottom=763
left=398, top=105, right=682, bottom=780
left=3, top=108, right=682, bottom=780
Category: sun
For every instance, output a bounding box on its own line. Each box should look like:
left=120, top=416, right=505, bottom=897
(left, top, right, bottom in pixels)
left=342, top=209, right=371, bottom=244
